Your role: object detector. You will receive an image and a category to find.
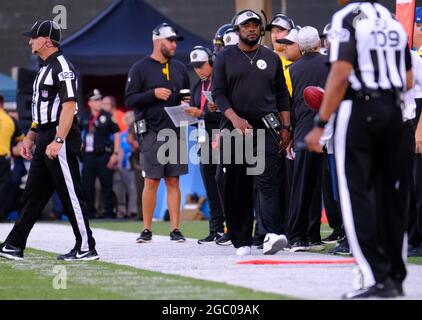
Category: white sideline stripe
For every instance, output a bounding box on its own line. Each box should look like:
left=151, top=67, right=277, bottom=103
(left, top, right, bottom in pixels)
left=334, top=100, right=376, bottom=287
left=402, top=233, right=408, bottom=263
left=57, top=55, right=74, bottom=98
left=58, top=140, right=89, bottom=251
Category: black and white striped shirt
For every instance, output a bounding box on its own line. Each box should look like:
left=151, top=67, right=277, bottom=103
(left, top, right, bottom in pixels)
left=328, top=2, right=411, bottom=94
left=31, top=50, right=78, bottom=125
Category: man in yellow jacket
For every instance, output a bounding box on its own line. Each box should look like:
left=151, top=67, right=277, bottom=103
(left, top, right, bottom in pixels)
left=0, top=95, right=24, bottom=222
left=266, top=14, right=296, bottom=95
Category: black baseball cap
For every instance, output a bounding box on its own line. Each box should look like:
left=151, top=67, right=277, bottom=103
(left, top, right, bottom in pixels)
left=22, top=20, right=61, bottom=42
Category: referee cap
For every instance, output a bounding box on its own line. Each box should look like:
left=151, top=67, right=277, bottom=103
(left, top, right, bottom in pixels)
left=22, top=20, right=61, bottom=42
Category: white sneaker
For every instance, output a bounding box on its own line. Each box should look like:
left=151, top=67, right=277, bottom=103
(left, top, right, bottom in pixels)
left=263, top=233, right=288, bottom=255
left=236, top=246, right=252, bottom=256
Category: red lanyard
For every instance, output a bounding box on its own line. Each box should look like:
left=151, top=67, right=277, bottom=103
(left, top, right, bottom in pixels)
left=200, top=80, right=212, bottom=112
left=88, top=113, right=99, bottom=133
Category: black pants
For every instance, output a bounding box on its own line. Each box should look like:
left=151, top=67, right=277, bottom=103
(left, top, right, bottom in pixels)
left=409, top=155, right=422, bottom=246
left=277, top=156, right=291, bottom=236
left=409, top=100, right=422, bottom=246
left=334, top=96, right=406, bottom=286
left=199, top=126, right=225, bottom=234
left=396, top=121, right=414, bottom=255
left=322, top=153, right=343, bottom=234
left=287, top=149, right=323, bottom=243
left=0, top=157, right=11, bottom=220
left=216, top=129, right=282, bottom=248
left=82, top=153, right=114, bottom=218
left=5, top=123, right=96, bottom=251
left=200, top=161, right=225, bottom=234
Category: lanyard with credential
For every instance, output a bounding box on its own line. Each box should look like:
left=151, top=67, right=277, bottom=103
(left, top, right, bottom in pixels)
left=88, top=114, right=99, bottom=133
left=200, top=80, right=212, bottom=112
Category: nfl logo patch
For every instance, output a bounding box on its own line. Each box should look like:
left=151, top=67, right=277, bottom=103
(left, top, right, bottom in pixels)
left=41, top=90, right=48, bottom=98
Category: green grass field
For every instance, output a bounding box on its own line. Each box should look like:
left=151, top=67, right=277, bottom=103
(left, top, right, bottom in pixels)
left=0, top=247, right=290, bottom=300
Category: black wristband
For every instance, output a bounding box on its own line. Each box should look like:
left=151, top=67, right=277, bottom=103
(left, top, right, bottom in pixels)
left=314, top=114, right=328, bottom=129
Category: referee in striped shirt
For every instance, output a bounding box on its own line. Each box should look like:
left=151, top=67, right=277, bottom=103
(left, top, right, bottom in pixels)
left=0, top=20, right=98, bottom=261
left=306, top=0, right=412, bottom=298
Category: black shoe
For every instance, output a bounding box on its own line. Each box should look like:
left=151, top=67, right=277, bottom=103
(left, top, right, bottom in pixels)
left=216, top=232, right=232, bottom=246
left=328, top=238, right=351, bottom=256
left=57, top=249, right=99, bottom=261
left=0, top=243, right=23, bottom=260
left=289, top=240, right=309, bottom=252
left=322, top=230, right=344, bottom=244
left=170, top=229, right=186, bottom=242
left=136, top=229, right=152, bottom=243
left=408, top=244, right=422, bottom=257
left=198, top=233, right=221, bottom=244
left=342, top=278, right=399, bottom=299
left=253, top=235, right=264, bottom=247
left=257, top=244, right=263, bottom=250
left=392, top=279, right=405, bottom=297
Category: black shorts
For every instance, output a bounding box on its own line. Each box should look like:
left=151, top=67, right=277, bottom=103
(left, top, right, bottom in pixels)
left=139, top=131, right=188, bottom=179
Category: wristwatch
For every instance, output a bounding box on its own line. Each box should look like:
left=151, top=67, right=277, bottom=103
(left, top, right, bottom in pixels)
left=54, top=136, right=64, bottom=144
left=314, top=114, right=328, bottom=129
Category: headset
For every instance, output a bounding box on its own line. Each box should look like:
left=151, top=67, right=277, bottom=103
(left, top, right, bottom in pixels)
left=192, top=45, right=215, bottom=66
left=231, top=9, right=265, bottom=37
left=268, top=14, right=295, bottom=31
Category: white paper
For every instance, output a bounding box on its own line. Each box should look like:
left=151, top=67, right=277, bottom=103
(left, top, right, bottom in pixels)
left=202, top=91, right=214, bottom=104
left=164, top=105, right=199, bottom=127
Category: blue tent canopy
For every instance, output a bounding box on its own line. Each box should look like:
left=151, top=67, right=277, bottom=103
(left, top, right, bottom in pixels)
left=0, top=73, right=17, bottom=102
left=60, top=0, right=212, bottom=75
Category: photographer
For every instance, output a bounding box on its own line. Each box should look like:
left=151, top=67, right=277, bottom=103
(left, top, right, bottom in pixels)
left=125, top=23, right=190, bottom=243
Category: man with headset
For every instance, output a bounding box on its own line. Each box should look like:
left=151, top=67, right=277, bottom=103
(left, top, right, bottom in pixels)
left=125, top=23, right=190, bottom=243
left=184, top=46, right=225, bottom=244
left=266, top=14, right=295, bottom=95
left=212, top=9, right=290, bottom=256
